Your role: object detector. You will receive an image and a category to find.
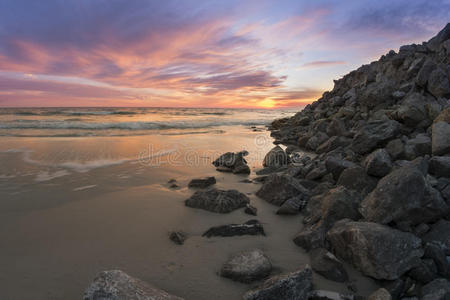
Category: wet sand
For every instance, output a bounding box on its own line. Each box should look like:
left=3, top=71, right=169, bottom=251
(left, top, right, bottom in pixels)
left=0, top=128, right=379, bottom=299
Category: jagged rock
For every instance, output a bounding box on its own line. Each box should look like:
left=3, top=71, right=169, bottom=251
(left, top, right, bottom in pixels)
left=307, top=132, right=330, bottom=151
left=306, top=165, right=328, bottom=180
left=293, top=226, right=327, bottom=251
left=169, top=231, right=186, bottom=245
left=243, top=266, right=313, bottom=300
left=202, top=220, right=265, bottom=237
left=416, top=59, right=437, bottom=87
left=364, top=149, right=393, bottom=177
left=337, top=167, right=378, bottom=195
left=276, top=196, right=308, bottom=215
left=432, top=122, right=450, bottom=156
left=408, top=259, right=438, bottom=284
left=220, top=249, right=272, bottom=283
left=428, top=66, right=450, bottom=99
left=213, top=151, right=251, bottom=174
left=188, top=176, right=216, bottom=188
left=325, top=156, right=358, bottom=180
left=351, top=120, right=401, bottom=154
left=424, top=242, right=450, bottom=277
left=386, top=138, right=405, bottom=159
left=263, top=146, right=289, bottom=168
left=317, top=136, right=351, bottom=154
left=404, top=134, right=432, bottom=160
left=245, top=204, right=257, bottom=216
left=326, top=119, right=348, bottom=137
left=327, top=220, right=424, bottom=280
left=185, top=188, right=249, bottom=213
left=420, top=278, right=450, bottom=300
left=256, top=173, right=309, bottom=206
left=423, top=220, right=450, bottom=255
left=360, top=163, right=449, bottom=225
left=368, top=288, right=391, bottom=300
left=308, top=290, right=356, bottom=300
left=429, top=156, right=450, bottom=178
left=83, top=270, right=183, bottom=300
left=395, top=93, right=431, bottom=128
left=310, top=248, right=348, bottom=282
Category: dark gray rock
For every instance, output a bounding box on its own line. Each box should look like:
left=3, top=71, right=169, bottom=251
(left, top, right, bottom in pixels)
left=83, top=270, right=183, bottom=300
left=386, top=139, right=405, bottom=160
left=263, top=146, right=289, bottom=168
left=307, top=132, right=330, bottom=151
left=325, top=156, right=358, bottom=181
left=202, top=220, right=265, bottom=238
left=316, top=136, right=351, bottom=154
left=310, top=248, right=348, bottom=282
left=169, top=231, right=186, bottom=245
left=276, top=196, right=308, bottom=215
left=364, top=149, right=393, bottom=177
left=420, top=278, right=450, bottom=300
left=243, top=265, right=313, bottom=300
left=351, top=120, right=401, bottom=154
left=432, top=122, right=450, bottom=156
left=337, top=167, right=378, bottom=195
left=220, top=249, right=272, bottom=283
left=429, top=156, right=450, bottom=178
left=327, top=220, right=424, bottom=280
left=213, top=151, right=251, bottom=174
left=408, top=259, right=438, bottom=284
left=423, top=220, right=450, bottom=255
left=416, top=59, right=437, bottom=87
left=368, top=288, right=392, bottom=300
left=245, top=204, right=258, bottom=216
left=424, top=242, right=450, bottom=277
left=395, top=93, right=430, bottom=128
left=428, top=66, right=450, bottom=99
left=188, top=176, right=216, bottom=188
left=185, top=189, right=249, bottom=213
left=256, top=173, right=309, bottom=206
left=293, top=227, right=327, bottom=251
left=404, top=134, right=432, bottom=160
left=308, top=290, right=356, bottom=300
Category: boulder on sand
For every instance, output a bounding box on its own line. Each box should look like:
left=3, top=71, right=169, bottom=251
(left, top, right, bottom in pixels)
left=188, top=176, right=216, bottom=188
left=185, top=188, right=249, bottom=213
left=83, top=270, right=183, bottom=300
left=243, top=265, right=313, bottom=300
left=263, top=146, right=289, bottom=168
left=327, top=220, right=424, bottom=280
left=255, top=173, right=309, bottom=206
left=213, top=150, right=251, bottom=174
left=220, top=249, right=272, bottom=283
left=202, top=220, right=265, bottom=237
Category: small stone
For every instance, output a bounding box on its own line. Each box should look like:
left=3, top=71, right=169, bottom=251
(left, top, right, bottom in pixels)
left=169, top=231, right=186, bottom=245
left=245, top=204, right=257, bottom=216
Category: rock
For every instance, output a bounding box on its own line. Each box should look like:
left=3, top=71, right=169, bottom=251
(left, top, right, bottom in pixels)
left=233, top=162, right=251, bottom=174
left=360, top=163, right=449, bottom=225
left=202, top=220, right=265, bottom=237
left=307, top=132, right=330, bottom=151
left=327, top=220, right=424, bottom=280
left=408, top=259, right=438, bottom=284
left=220, top=249, right=272, bottom=283
left=293, top=227, right=327, bottom=251
left=317, top=136, right=351, bottom=154
left=245, top=204, right=258, bottom=216
left=325, top=156, right=358, bottom=181
left=188, top=176, right=216, bottom=188
left=310, top=248, right=348, bottom=282
left=416, top=59, right=437, bottom=87
left=243, top=265, right=313, bottom=300
left=368, top=288, right=392, bottom=300
left=256, top=173, right=309, bottom=206
left=434, top=107, right=450, bottom=123
left=424, top=242, right=450, bottom=277
left=432, top=122, right=450, bottom=155
left=263, top=146, right=289, bottom=168
left=309, top=290, right=357, bottom=300
left=423, top=220, right=450, bottom=255
left=305, top=165, right=328, bottom=181
left=213, top=151, right=251, bottom=174
left=351, top=120, right=401, bottom=154
left=429, top=156, right=450, bottom=178
left=169, top=231, right=186, bottom=245
left=395, top=93, right=430, bottom=128
left=386, top=139, right=405, bottom=160
left=276, top=196, right=308, bottom=215
left=428, top=66, right=450, bottom=99
left=420, top=278, right=450, bottom=300
left=216, top=166, right=233, bottom=172
left=404, top=134, right=432, bottom=160
left=83, top=270, right=183, bottom=300
left=185, top=188, right=249, bottom=213
left=364, top=149, right=393, bottom=177
left=337, top=167, right=378, bottom=195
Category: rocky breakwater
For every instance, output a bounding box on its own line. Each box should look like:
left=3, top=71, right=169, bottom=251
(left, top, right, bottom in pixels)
left=259, top=24, right=450, bottom=299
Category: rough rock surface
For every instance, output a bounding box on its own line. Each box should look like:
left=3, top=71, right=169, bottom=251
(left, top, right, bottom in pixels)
left=185, top=188, right=249, bottom=213
left=84, top=270, right=183, bottom=300
left=327, top=220, right=424, bottom=280
left=220, top=249, right=272, bottom=283
left=202, top=220, right=265, bottom=237
left=367, top=288, right=392, bottom=300
left=188, top=176, right=216, bottom=188
left=243, top=265, right=313, bottom=300
left=263, top=146, right=289, bottom=168
left=364, top=149, right=392, bottom=177
left=255, top=173, right=309, bottom=206
left=310, top=248, right=348, bottom=282
left=420, top=278, right=450, bottom=300
left=308, top=290, right=356, bottom=300
left=212, top=151, right=251, bottom=174
left=423, top=220, right=450, bottom=255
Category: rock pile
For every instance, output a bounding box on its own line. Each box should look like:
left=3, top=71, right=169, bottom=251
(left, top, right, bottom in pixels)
left=261, top=23, right=450, bottom=298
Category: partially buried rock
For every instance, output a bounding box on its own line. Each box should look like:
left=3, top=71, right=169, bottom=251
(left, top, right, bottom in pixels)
left=188, top=176, right=216, bottom=188
left=310, top=248, right=348, bottom=283
left=243, top=265, right=313, bottom=300
left=185, top=188, right=249, bottom=213
left=169, top=231, right=186, bottom=245
left=220, top=249, right=272, bottom=283
left=202, top=220, right=265, bottom=237
left=263, top=146, right=289, bottom=168
left=245, top=204, right=257, bottom=216
left=255, top=173, right=309, bottom=206
left=327, top=220, right=424, bottom=280
left=84, top=270, right=183, bottom=300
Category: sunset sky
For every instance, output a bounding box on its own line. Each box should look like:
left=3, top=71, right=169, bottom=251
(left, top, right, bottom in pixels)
left=0, top=0, right=449, bottom=108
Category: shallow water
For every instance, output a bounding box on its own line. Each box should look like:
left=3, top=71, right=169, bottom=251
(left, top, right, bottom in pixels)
left=0, top=108, right=378, bottom=299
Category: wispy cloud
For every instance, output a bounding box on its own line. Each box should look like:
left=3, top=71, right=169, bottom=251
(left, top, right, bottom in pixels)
left=300, top=60, right=346, bottom=68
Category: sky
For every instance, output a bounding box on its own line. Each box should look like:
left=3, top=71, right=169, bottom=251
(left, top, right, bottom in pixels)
left=0, top=0, right=449, bottom=108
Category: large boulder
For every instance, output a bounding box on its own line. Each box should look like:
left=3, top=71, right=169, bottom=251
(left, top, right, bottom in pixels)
left=423, top=220, right=450, bottom=255
left=395, top=93, right=430, bottom=127
left=256, top=173, right=309, bottom=206
left=327, top=220, right=424, bottom=280
left=432, top=122, right=450, bottom=155
left=428, top=66, right=450, bottom=99
left=420, top=278, right=450, bottom=300
left=429, top=156, right=450, bottom=178
left=220, top=249, right=272, bottom=283
left=337, top=167, right=378, bottom=195
left=325, top=156, right=358, bottom=180
left=310, top=248, right=348, bottom=282
left=263, top=146, right=288, bottom=168
left=364, top=149, right=393, bottom=177
left=351, top=120, right=401, bottom=154
left=360, top=163, right=449, bottom=225
left=404, top=134, right=432, bottom=160
left=83, top=270, right=183, bottom=300
left=185, top=188, right=249, bottom=213
left=243, top=266, right=313, bottom=300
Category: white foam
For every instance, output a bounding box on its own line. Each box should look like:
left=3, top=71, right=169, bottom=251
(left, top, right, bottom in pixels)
left=73, top=185, right=97, bottom=191
left=35, top=170, right=70, bottom=182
